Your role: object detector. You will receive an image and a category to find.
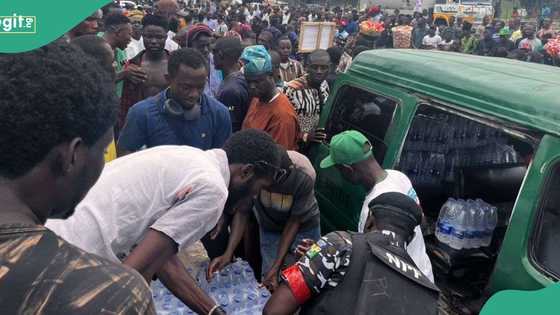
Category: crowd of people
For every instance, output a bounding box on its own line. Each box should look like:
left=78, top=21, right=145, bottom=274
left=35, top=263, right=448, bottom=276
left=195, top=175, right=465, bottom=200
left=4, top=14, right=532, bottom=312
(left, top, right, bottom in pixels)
left=0, top=0, right=558, bottom=314
left=115, top=1, right=560, bottom=67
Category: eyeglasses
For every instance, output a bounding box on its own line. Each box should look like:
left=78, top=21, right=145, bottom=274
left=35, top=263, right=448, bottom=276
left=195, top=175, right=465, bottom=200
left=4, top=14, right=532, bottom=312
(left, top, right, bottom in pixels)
left=255, top=160, right=288, bottom=183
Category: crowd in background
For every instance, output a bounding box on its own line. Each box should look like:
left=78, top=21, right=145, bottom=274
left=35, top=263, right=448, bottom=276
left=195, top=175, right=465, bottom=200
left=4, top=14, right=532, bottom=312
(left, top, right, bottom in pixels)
left=135, top=2, right=558, bottom=62
left=102, top=1, right=560, bottom=69
left=65, top=0, right=559, bottom=162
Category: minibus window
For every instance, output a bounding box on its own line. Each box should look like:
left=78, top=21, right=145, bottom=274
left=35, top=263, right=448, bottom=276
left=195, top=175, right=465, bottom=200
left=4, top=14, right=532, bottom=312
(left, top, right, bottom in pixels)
left=533, top=165, right=560, bottom=279
left=326, top=86, right=397, bottom=163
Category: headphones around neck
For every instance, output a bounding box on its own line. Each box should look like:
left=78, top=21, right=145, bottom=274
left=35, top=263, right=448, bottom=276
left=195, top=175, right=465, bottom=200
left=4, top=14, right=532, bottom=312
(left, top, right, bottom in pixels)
left=163, top=92, right=202, bottom=121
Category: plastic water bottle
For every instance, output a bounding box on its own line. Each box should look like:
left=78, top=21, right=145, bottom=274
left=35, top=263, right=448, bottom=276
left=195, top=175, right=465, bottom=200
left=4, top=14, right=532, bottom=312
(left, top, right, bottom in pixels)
left=436, top=198, right=454, bottom=245
left=259, top=287, right=271, bottom=301
left=160, top=293, right=175, bottom=312
left=243, top=266, right=256, bottom=282
left=463, top=200, right=476, bottom=249
left=476, top=200, right=490, bottom=247
left=175, top=298, right=185, bottom=309
left=232, top=266, right=244, bottom=286
left=239, top=292, right=259, bottom=315
left=230, top=293, right=245, bottom=313
left=449, top=200, right=467, bottom=250
left=257, top=288, right=271, bottom=313
left=482, top=205, right=498, bottom=247
left=215, top=290, right=230, bottom=313
left=232, top=286, right=246, bottom=300
left=467, top=199, right=487, bottom=249
left=220, top=269, right=230, bottom=285
left=410, top=154, right=424, bottom=184
left=212, top=269, right=227, bottom=287
left=208, top=285, right=219, bottom=298
left=247, top=292, right=258, bottom=304
left=432, top=154, right=446, bottom=184
left=490, top=206, right=498, bottom=242
left=153, top=258, right=266, bottom=314
left=471, top=201, right=482, bottom=249
left=152, top=285, right=163, bottom=301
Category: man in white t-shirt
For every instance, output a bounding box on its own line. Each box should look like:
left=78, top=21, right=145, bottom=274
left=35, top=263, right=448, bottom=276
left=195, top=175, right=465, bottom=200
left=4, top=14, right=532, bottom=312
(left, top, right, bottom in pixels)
left=422, top=26, right=442, bottom=50
left=46, top=129, right=283, bottom=315
left=320, top=130, right=434, bottom=282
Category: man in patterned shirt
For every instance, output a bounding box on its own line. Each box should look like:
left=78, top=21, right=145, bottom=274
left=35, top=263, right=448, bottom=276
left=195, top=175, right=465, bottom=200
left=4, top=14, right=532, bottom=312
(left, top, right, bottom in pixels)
left=0, top=41, right=155, bottom=314
left=392, top=15, right=413, bottom=49
left=283, top=50, right=331, bottom=149
left=263, top=193, right=439, bottom=315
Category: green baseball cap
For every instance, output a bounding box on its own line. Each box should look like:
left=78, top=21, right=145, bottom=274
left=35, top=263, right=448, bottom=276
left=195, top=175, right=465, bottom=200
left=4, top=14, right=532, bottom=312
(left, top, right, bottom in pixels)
left=320, top=130, right=373, bottom=168
left=499, top=27, right=512, bottom=37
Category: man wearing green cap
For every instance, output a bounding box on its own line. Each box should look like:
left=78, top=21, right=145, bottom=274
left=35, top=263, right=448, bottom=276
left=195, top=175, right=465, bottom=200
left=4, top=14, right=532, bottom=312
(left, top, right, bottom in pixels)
left=319, top=130, right=434, bottom=282
left=493, top=27, right=515, bottom=55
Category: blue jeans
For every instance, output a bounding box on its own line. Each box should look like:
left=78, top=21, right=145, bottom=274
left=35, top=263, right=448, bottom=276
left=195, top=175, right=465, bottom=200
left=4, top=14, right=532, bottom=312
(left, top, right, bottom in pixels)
left=260, top=225, right=321, bottom=277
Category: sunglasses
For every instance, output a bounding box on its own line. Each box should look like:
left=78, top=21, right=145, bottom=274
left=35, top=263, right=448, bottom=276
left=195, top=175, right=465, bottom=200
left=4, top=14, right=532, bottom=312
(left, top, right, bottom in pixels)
left=255, top=160, right=288, bottom=183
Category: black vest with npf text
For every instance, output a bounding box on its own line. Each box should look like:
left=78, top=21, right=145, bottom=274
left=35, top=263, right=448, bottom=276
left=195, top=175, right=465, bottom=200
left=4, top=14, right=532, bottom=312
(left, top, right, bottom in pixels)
left=300, top=232, right=439, bottom=315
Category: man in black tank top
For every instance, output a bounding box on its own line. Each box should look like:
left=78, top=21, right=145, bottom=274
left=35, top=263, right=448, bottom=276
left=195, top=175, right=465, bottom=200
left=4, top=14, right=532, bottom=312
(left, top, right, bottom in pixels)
left=263, top=192, right=440, bottom=315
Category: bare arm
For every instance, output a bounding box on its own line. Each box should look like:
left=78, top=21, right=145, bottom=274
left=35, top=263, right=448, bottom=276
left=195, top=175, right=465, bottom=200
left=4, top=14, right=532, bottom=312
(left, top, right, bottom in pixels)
left=115, top=69, right=127, bottom=83
left=263, top=284, right=300, bottom=315
left=123, top=228, right=177, bottom=282
left=207, top=200, right=252, bottom=279
left=157, top=256, right=221, bottom=315
left=116, top=64, right=147, bottom=84
left=275, top=216, right=302, bottom=268
left=262, top=215, right=302, bottom=291
left=224, top=204, right=250, bottom=259
left=123, top=230, right=223, bottom=315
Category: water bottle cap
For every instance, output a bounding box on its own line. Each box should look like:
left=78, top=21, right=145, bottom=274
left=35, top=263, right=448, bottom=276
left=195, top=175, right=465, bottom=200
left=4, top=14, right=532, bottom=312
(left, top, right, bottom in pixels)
left=453, top=230, right=465, bottom=239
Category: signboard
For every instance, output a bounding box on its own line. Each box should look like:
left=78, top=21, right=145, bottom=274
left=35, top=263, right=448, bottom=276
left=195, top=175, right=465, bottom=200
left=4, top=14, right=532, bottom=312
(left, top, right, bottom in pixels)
left=298, top=22, right=336, bottom=53
left=434, top=3, right=493, bottom=18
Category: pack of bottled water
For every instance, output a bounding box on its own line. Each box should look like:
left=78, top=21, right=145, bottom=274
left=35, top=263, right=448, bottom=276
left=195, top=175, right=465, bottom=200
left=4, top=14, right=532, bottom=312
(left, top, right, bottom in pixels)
left=435, top=198, right=498, bottom=250
left=400, top=113, right=519, bottom=187
left=152, top=259, right=271, bottom=314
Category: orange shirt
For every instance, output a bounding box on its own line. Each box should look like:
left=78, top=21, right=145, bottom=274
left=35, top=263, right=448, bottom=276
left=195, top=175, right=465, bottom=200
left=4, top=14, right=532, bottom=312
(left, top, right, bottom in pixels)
left=242, top=93, right=300, bottom=150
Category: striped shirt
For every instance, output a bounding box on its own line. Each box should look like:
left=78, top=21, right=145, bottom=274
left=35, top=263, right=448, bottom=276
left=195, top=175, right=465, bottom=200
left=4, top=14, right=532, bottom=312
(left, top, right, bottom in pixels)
left=279, top=59, right=305, bottom=83
left=283, top=76, right=330, bottom=134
